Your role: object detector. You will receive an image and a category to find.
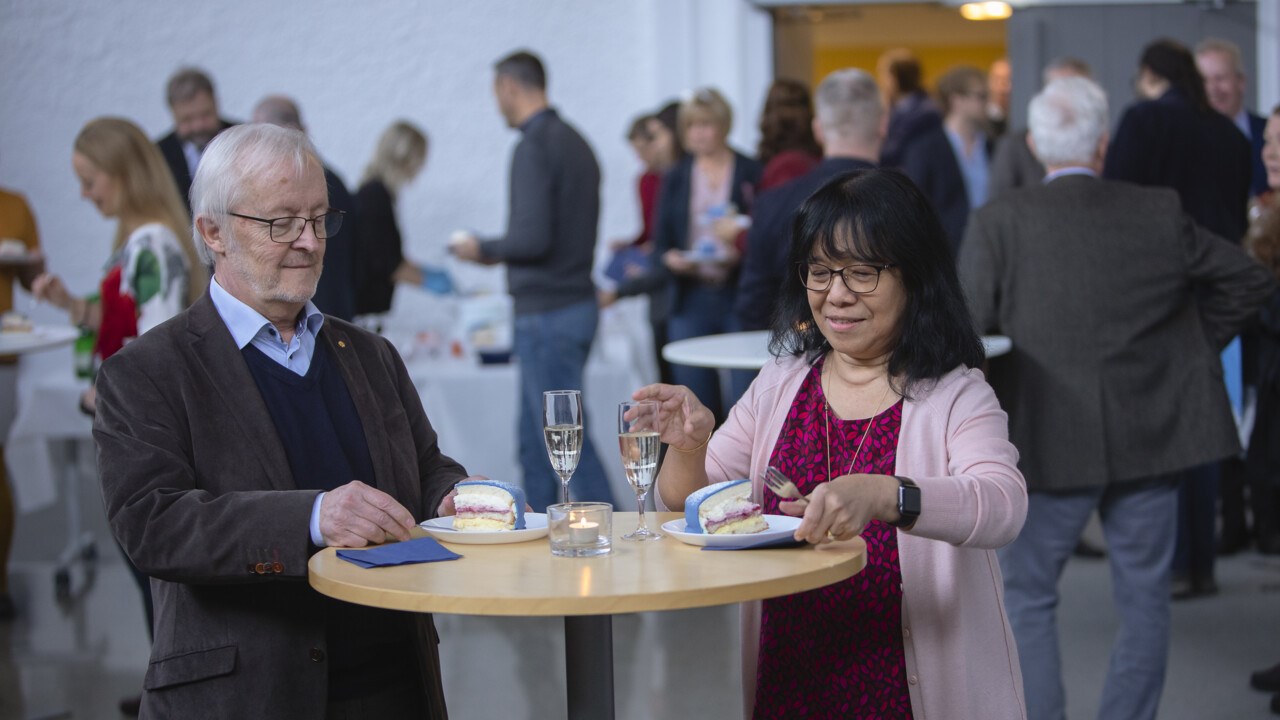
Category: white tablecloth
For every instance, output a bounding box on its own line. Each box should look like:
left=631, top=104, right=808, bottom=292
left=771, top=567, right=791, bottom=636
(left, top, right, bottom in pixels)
left=6, top=352, right=92, bottom=513
left=405, top=356, right=639, bottom=503
left=6, top=352, right=645, bottom=514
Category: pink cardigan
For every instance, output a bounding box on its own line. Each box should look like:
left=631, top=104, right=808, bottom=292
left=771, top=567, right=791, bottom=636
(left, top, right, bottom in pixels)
left=660, top=355, right=1028, bottom=720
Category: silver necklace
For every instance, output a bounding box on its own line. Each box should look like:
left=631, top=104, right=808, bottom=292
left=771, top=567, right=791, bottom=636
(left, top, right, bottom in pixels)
left=823, top=363, right=893, bottom=482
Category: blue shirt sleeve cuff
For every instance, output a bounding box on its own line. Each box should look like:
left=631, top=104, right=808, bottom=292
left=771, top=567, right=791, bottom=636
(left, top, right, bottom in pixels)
left=310, top=492, right=326, bottom=547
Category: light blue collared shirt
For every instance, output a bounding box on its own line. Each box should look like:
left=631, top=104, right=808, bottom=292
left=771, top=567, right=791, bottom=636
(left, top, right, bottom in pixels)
left=1043, top=167, right=1097, bottom=184
left=1233, top=109, right=1251, bottom=139
left=945, top=126, right=990, bottom=209
left=209, top=277, right=325, bottom=376
left=209, top=277, right=331, bottom=544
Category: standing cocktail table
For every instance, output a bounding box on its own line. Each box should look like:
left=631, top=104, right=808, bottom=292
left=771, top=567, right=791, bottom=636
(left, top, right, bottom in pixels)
left=309, top=511, right=866, bottom=719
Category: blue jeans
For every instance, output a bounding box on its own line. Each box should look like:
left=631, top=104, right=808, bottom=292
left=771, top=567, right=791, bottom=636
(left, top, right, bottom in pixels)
left=513, top=299, right=614, bottom=512
left=667, top=284, right=738, bottom=421
left=999, top=475, right=1179, bottom=720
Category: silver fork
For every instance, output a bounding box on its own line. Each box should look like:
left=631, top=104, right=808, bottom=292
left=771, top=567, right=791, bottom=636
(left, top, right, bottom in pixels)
left=764, top=466, right=809, bottom=506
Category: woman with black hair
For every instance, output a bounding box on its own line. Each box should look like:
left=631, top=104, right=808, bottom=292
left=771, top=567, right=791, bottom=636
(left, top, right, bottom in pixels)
left=635, top=169, right=1027, bottom=719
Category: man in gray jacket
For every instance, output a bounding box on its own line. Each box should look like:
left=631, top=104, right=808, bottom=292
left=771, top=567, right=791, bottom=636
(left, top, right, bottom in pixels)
left=453, top=50, right=613, bottom=511
left=960, top=77, right=1274, bottom=720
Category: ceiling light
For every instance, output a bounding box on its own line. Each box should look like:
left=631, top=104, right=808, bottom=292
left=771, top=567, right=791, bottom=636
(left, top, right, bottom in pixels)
left=960, top=2, right=1012, bottom=21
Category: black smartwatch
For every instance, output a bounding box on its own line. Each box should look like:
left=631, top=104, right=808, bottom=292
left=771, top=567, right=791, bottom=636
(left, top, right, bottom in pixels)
left=889, top=476, right=921, bottom=529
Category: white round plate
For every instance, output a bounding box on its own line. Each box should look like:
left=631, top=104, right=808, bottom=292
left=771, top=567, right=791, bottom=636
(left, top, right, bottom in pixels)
left=660, top=514, right=802, bottom=548
left=420, top=512, right=549, bottom=545
left=0, top=325, right=80, bottom=355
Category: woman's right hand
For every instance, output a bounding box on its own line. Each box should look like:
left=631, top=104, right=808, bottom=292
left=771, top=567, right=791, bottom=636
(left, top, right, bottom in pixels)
left=662, top=249, right=695, bottom=276
left=31, top=273, right=71, bottom=310
left=631, top=383, right=714, bottom=451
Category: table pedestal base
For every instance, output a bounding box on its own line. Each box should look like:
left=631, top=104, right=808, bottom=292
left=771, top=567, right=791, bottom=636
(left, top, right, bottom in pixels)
left=565, top=615, right=613, bottom=719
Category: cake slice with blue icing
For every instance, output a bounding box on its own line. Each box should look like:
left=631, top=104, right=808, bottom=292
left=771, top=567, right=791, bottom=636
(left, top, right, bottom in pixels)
left=685, top=479, right=768, bottom=535
left=452, top=480, right=527, bottom=531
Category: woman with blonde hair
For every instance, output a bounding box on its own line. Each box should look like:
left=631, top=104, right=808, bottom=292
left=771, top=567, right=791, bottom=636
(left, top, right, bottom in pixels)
left=354, top=120, right=449, bottom=317
left=32, top=115, right=206, bottom=716
left=35, top=116, right=206, bottom=406
left=654, top=87, right=761, bottom=421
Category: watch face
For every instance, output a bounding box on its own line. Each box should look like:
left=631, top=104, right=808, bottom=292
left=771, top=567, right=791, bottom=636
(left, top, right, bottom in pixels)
left=901, top=486, right=921, bottom=515
left=898, top=481, right=921, bottom=520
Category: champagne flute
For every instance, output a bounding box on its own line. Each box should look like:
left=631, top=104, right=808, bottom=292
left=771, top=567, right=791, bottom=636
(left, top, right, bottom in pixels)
left=543, top=390, right=585, bottom=505
left=618, top=400, right=663, bottom=541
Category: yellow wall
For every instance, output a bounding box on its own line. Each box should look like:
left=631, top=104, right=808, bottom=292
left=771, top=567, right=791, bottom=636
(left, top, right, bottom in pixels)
left=813, top=45, right=1007, bottom=91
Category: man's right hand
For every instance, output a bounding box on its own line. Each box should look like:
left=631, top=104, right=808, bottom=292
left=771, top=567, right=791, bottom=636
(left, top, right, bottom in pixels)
left=318, top=480, right=416, bottom=547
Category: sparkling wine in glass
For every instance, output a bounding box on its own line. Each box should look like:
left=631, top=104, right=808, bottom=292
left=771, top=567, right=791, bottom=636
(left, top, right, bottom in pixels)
left=618, top=400, right=663, bottom=541
left=543, top=390, right=584, bottom=505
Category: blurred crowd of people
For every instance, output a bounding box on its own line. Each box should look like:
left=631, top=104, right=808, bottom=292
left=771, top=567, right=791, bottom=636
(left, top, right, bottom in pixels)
left=0, top=31, right=1278, bottom=719
left=608, top=38, right=1280, bottom=719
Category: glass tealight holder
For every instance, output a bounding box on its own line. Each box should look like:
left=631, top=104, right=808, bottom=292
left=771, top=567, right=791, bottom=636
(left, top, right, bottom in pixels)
left=547, top=502, right=612, bottom=558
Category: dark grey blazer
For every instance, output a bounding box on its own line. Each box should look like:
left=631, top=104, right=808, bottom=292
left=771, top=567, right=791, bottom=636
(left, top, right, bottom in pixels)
left=94, top=294, right=465, bottom=719
left=987, top=129, right=1044, bottom=201
left=960, top=174, right=1275, bottom=492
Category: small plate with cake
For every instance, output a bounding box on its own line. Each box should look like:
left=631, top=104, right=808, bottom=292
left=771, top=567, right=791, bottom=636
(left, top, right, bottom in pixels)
left=661, top=479, right=803, bottom=548
left=421, top=480, right=550, bottom=545
left=0, top=238, right=37, bottom=265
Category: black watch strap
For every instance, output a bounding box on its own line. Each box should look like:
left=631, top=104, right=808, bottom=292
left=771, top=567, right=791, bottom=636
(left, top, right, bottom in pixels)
left=889, top=476, right=921, bottom=528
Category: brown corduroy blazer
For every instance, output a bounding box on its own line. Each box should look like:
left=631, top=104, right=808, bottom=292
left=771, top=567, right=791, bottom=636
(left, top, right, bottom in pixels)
left=94, top=293, right=463, bottom=719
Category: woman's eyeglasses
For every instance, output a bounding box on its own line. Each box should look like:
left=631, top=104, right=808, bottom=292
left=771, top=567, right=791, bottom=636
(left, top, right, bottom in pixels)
left=799, top=262, right=895, bottom=294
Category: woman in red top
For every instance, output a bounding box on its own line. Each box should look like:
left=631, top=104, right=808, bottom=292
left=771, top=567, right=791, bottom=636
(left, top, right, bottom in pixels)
left=757, top=79, right=822, bottom=192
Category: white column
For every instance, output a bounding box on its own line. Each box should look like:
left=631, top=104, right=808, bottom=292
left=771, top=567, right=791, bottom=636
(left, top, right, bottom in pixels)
left=1258, top=2, right=1278, bottom=112
left=648, top=0, right=775, bottom=153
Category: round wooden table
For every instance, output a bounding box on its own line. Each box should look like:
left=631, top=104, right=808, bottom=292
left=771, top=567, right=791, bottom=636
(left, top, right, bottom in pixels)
left=663, top=330, right=1013, bottom=369
left=309, top=512, right=866, bottom=719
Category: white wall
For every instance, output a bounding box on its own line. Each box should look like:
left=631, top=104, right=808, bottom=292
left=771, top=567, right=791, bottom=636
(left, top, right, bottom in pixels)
left=0, top=0, right=773, bottom=328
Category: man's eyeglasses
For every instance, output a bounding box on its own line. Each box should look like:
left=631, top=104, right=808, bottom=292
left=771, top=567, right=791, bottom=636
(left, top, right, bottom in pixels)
left=228, top=210, right=345, bottom=243
left=799, top=262, right=895, bottom=294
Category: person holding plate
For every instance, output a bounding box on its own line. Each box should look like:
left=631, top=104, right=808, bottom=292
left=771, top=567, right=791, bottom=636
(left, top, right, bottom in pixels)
left=0, top=187, right=43, bottom=622
left=34, top=117, right=207, bottom=414
left=636, top=168, right=1027, bottom=719
left=650, top=88, right=761, bottom=422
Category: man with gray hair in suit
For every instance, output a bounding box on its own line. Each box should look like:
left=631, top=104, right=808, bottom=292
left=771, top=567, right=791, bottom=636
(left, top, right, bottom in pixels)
left=95, top=123, right=467, bottom=718
left=735, top=68, right=883, bottom=329
left=960, top=76, right=1274, bottom=720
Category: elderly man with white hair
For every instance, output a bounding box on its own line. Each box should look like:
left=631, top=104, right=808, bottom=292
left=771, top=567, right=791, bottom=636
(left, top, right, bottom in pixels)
left=959, top=77, right=1274, bottom=720
left=93, top=123, right=468, bottom=719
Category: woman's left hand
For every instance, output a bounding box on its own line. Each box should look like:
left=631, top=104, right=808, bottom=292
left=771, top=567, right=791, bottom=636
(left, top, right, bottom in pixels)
left=784, top=473, right=899, bottom=544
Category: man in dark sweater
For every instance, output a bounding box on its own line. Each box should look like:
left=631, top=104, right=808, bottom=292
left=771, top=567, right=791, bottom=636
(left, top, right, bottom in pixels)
left=452, top=50, right=614, bottom=511
left=95, top=124, right=467, bottom=718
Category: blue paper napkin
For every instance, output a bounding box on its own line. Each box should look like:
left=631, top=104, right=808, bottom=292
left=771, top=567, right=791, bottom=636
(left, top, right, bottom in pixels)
left=337, top=537, right=463, bottom=568
left=702, top=535, right=806, bottom=551
left=604, top=245, right=648, bottom=283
